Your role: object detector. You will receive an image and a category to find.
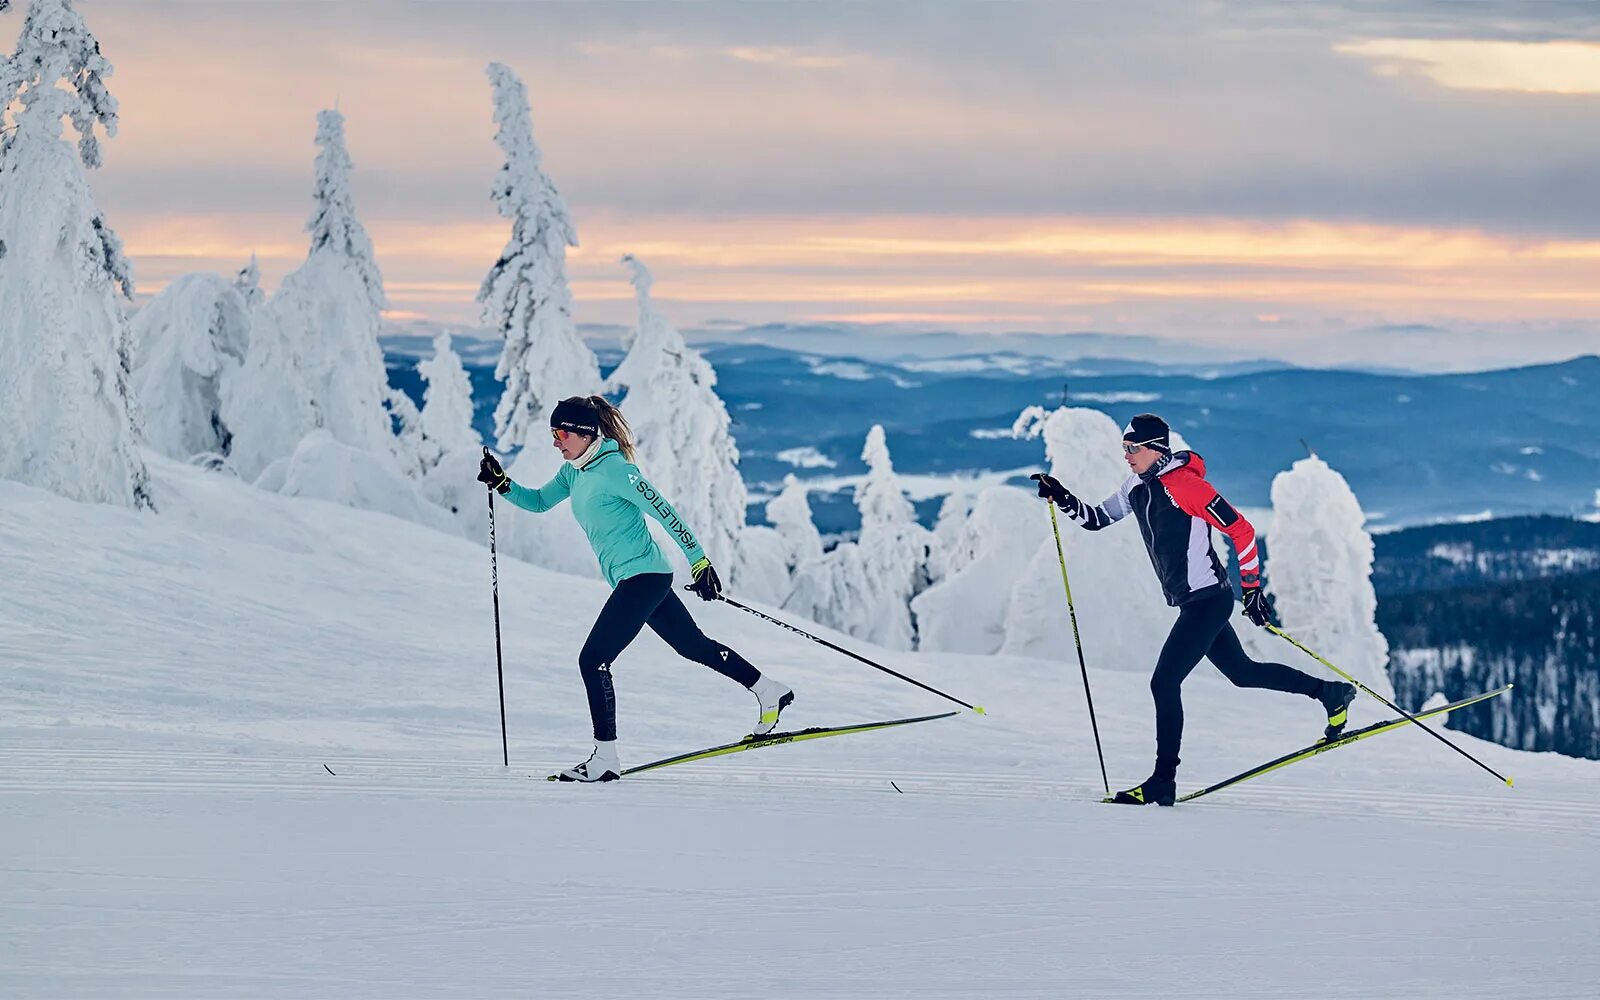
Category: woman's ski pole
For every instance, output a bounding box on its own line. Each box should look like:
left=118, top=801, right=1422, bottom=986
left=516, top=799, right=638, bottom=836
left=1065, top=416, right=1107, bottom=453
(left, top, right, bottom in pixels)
left=717, top=596, right=985, bottom=714
left=1268, top=625, right=1512, bottom=787
left=485, top=454, right=509, bottom=767
left=1047, top=504, right=1110, bottom=798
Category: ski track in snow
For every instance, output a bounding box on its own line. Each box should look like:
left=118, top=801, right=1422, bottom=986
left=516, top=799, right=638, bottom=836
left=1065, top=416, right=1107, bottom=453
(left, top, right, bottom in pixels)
left=4, top=458, right=1599, bottom=998
left=5, top=743, right=1597, bottom=836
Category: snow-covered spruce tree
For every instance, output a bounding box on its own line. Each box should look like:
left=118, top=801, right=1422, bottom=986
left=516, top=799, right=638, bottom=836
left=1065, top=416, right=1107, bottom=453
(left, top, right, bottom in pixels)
left=0, top=0, right=150, bottom=508
left=913, top=486, right=1044, bottom=654
left=289, top=109, right=403, bottom=460
left=476, top=62, right=601, bottom=575
left=767, top=474, right=825, bottom=578
left=220, top=290, right=317, bottom=481
left=1263, top=453, right=1393, bottom=697
left=416, top=333, right=480, bottom=472
left=608, top=255, right=753, bottom=581
left=732, top=524, right=794, bottom=605
left=480, top=61, right=598, bottom=452
left=606, top=254, right=678, bottom=393
left=808, top=426, right=931, bottom=650
left=767, top=475, right=830, bottom=616
left=413, top=332, right=484, bottom=522
left=225, top=109, right=403, bottom=480
left=926, top=491, right=975, bottom=585
left=130, top=272, right=252, bottom=460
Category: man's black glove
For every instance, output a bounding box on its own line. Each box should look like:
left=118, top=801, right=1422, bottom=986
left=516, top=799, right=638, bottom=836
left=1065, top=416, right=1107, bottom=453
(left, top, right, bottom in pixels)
left=686, top=557, right=723, bottom=602
left=1029, top=473, right=1081, bottom=518
left=1242, top=587, right=1274, bottom=628
left=477, top=451, right=511, bottom=494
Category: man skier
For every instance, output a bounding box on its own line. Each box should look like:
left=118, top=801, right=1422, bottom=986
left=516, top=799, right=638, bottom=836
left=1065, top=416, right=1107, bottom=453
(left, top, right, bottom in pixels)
left=1031, top=413, right=1356, bottom=806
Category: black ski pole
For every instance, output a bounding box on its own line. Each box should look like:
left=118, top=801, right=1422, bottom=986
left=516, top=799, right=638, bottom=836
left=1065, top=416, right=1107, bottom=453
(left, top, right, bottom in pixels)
left=1047, top=503, right=1110, bottom=798
left=485, top=451, right=509, bottom=767
left=1268, top=625, right=1512, bottom=787
left=717, top=595, right=985, bottom=714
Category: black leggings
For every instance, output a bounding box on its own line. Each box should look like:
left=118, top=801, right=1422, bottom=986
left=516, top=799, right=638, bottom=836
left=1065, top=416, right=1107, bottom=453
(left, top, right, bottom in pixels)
left=578, top=572, right=761, bottom=742
left=1151, top=589, right=1322, bottom=775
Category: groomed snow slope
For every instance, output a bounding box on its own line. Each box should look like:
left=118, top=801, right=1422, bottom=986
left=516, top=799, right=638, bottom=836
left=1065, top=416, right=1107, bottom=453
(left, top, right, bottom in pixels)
left=3, top=457, right=1597, bottom=998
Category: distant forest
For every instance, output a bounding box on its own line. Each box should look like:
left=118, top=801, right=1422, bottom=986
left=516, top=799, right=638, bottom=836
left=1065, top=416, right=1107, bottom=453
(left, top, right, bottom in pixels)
left=1374, top=517, right=1600, bottom=759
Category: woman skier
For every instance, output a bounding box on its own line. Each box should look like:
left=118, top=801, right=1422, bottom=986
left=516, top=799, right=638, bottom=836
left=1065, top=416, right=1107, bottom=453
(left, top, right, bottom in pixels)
left=477, top=395, right=794, bottom=782
left=1031, top=413, right=1356, bottom=806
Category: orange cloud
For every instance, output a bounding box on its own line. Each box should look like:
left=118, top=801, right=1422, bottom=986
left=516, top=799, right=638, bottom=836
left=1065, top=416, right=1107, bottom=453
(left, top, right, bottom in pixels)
left=117, top=209, right=1600, bottom=331
left=1339, top=38, right=1600, bottom=95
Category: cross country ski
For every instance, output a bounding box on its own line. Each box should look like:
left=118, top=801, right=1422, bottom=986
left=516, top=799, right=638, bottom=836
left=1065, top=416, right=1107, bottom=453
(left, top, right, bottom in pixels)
left=548, top=712, right=959, bottom=781
left=1141, top=685, right=1512, bottom=805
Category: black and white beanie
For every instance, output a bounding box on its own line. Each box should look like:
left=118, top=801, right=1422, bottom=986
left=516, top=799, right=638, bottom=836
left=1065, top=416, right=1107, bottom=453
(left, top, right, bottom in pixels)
left=1122, top=413, right=1171, bottom=454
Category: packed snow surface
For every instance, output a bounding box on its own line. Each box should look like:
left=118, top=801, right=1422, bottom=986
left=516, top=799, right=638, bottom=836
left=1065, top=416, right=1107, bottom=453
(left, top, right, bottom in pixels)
left=4, top=456, right=1598, bottom=998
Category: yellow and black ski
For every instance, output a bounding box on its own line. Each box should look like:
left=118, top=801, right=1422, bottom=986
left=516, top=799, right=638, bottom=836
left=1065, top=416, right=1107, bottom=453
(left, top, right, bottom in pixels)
left=547, top=711, right=958, bottom=781
left=1167, top=685, right=1512, bottom=804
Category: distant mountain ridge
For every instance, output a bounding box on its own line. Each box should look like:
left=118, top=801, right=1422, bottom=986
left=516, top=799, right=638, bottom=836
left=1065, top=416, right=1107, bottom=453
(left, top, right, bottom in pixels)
left=384, top=335, right=1600, bottom=531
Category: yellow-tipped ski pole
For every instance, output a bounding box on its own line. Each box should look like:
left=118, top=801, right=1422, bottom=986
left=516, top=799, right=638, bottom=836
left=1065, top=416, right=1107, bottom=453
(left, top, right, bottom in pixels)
left=1048, top=504, right=1111, bottom=798
left=1268, top=625, right=1513, bottom=788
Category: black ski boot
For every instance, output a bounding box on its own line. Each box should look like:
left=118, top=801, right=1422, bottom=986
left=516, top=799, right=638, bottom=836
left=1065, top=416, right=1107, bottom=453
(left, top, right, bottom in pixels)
left=1109, top=766, right=1177, bottom=807
left=1317, top=681, right=1358, bottom=742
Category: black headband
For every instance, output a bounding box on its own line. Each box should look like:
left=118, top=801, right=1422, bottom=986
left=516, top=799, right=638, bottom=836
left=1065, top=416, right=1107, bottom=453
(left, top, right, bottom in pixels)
left=550, top=398, right=602, bottom=436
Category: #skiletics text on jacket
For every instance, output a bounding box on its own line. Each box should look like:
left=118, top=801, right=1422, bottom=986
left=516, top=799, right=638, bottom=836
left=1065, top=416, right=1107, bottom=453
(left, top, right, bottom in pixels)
left=502, top=437, right=706, bottom=587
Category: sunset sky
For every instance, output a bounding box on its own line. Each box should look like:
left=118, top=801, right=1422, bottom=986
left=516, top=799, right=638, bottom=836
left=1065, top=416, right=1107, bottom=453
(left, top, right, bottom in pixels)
left=35, top=1, right=1600, bottom=367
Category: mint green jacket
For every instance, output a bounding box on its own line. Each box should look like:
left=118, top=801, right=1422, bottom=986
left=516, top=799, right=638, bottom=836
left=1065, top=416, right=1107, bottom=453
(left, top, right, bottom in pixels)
left=503, top=438, right=707, bottom=588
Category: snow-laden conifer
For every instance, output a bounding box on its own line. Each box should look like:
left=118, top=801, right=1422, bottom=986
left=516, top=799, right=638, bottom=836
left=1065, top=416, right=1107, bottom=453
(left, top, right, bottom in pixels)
left=0, top=0, right=150, bottom=508
left=1265, top=454, right=1393, bottom=697
left=609, top=255, right=748, bottom=580
left=805, top=427, right=931, bottom=650
left=224, top=110, right=401, bottom=479
left=479, top=62, right=598, bottom=452
left=130, top=273, right=251, bottom=460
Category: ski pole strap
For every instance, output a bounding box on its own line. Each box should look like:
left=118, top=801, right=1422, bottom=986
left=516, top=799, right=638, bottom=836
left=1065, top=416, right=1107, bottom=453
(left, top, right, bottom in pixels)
left=717, top=596, right=985, bottom=714
left=1267, top=625, right=1513, bottom=787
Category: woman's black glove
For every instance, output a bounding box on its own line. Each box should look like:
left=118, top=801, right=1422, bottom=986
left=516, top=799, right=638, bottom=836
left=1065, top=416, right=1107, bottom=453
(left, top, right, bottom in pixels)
left=1242, top=587, right=1274, bottom=628
left=477, top=451, right=511, bottom=494
left=686, top=557, right=723, bottom=602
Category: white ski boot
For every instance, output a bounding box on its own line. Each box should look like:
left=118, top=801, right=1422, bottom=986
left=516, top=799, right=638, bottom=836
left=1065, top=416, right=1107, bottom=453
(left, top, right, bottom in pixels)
left=555, top=741, right=621, bottom=782
left=750, top=675, right=795, bottom=736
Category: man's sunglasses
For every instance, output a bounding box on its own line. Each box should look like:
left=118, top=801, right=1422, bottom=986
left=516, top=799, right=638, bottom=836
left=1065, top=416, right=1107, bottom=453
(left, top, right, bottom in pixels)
left=1122, top=443, right=1145, bottom=455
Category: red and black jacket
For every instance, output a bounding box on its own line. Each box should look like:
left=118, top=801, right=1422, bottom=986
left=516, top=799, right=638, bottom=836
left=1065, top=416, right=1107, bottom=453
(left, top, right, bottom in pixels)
left=1064, top=451, right=1260, bottom=607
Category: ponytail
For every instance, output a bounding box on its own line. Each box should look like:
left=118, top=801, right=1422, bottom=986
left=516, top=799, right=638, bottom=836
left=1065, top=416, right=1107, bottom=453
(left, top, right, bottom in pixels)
left=588, top=395, right=636, bottom=461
